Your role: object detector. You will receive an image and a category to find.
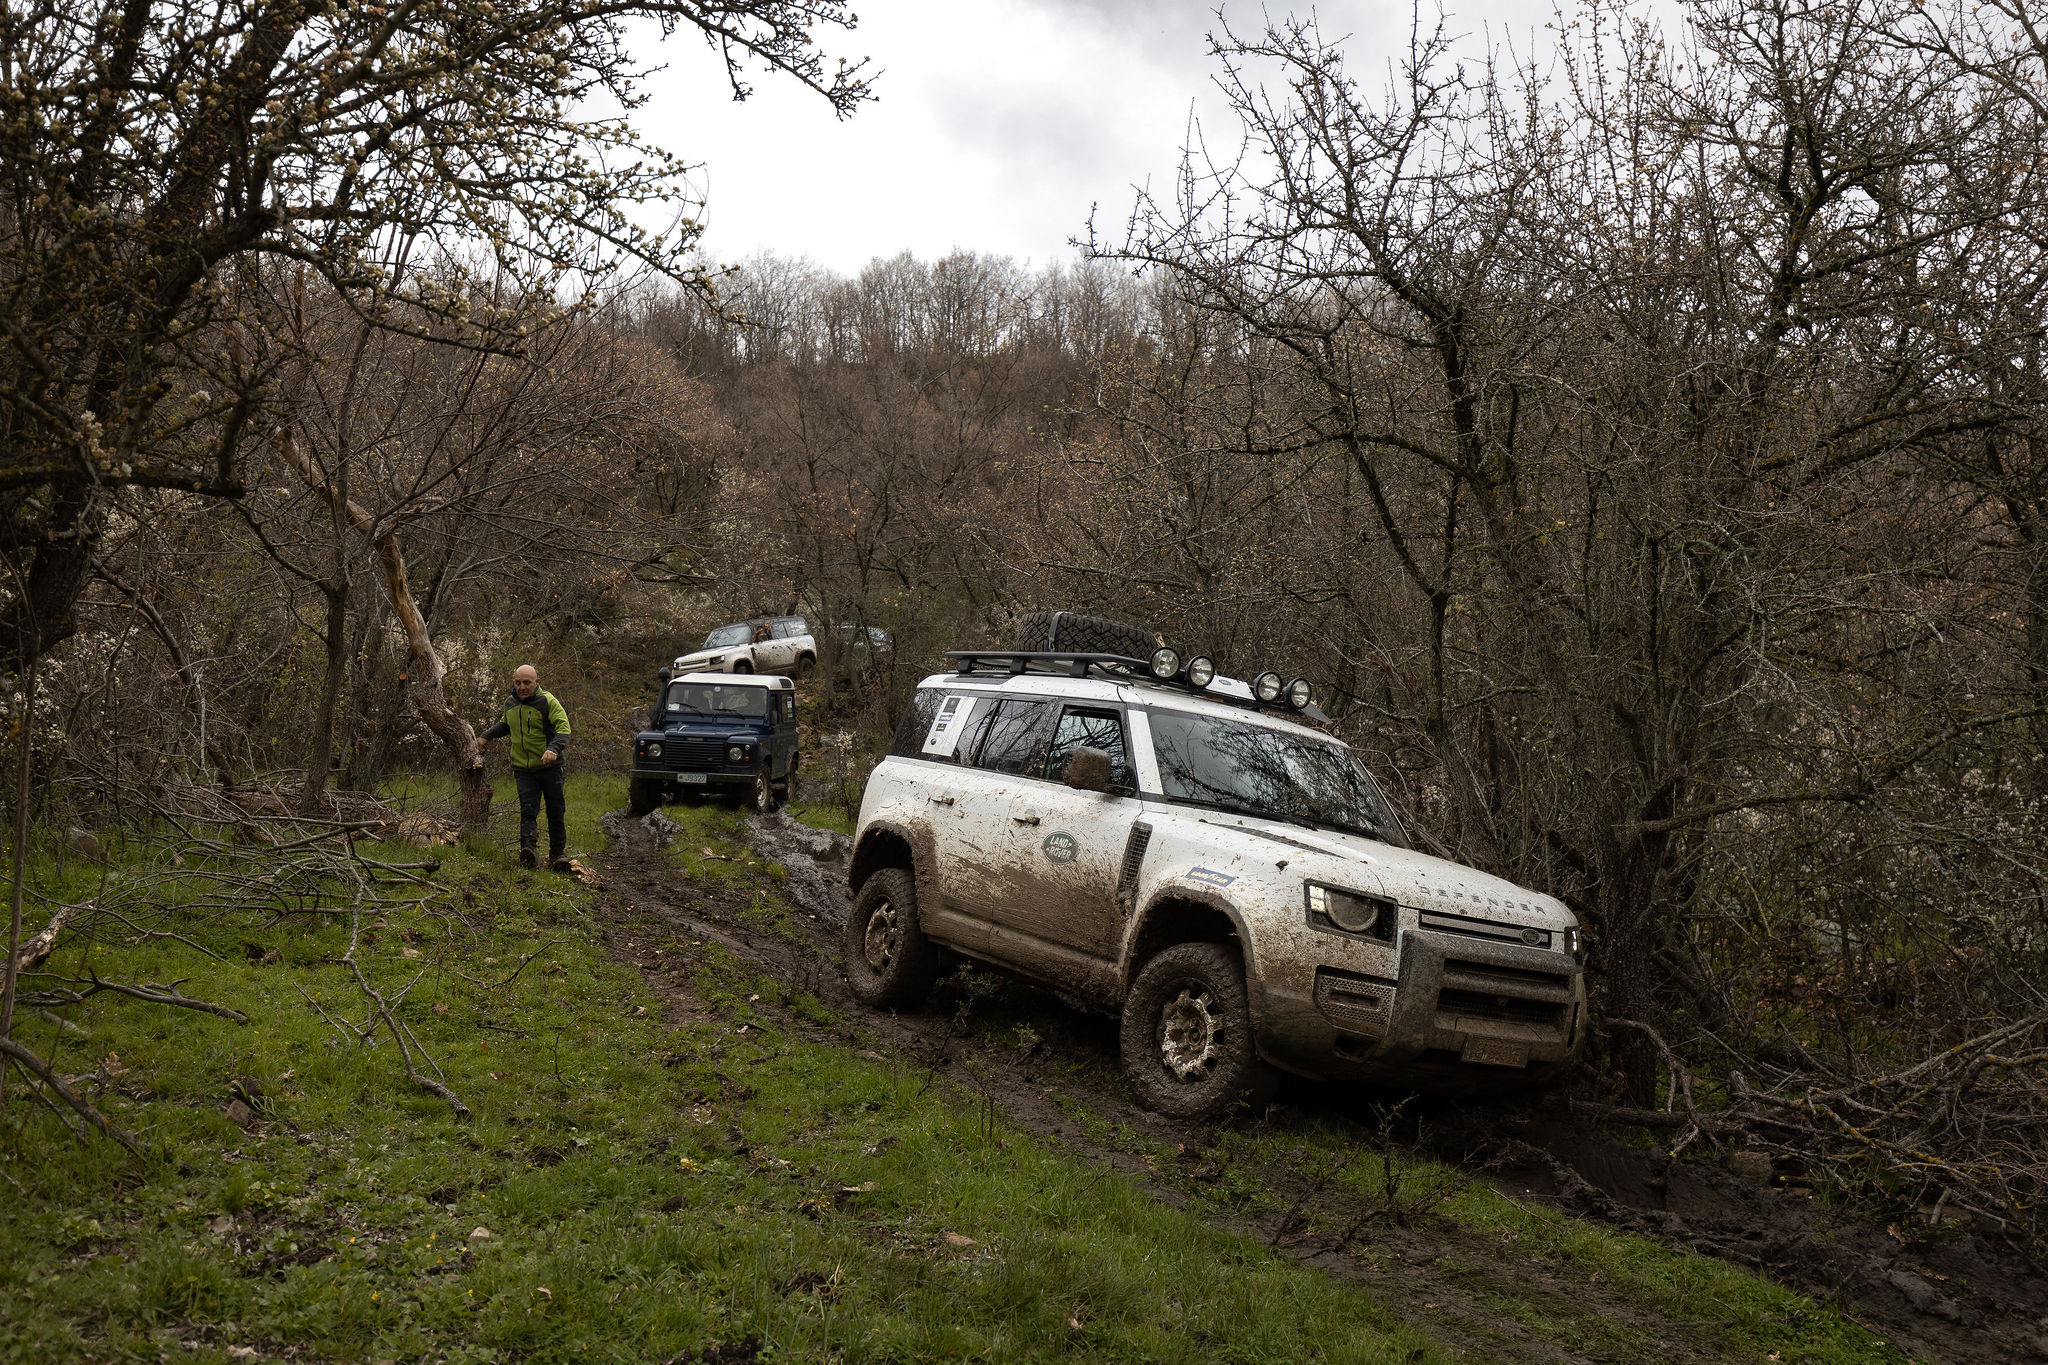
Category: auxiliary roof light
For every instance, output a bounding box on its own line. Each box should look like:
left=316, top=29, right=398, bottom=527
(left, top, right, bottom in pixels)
left=1252, top=671, right=1284, bottom=704
left=1149, top=646, right=1181, bottom=680
left=1186, top=656, right=1216, bottom=688
left=1286, top=677, right=1313, bottom=710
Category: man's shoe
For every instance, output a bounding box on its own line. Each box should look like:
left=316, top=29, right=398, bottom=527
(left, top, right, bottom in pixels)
left=549, top=856, right=572, bottom=873
left=518, top=848, right=537, bottom=869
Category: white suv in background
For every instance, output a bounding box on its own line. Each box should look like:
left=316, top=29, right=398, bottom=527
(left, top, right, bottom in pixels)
left=671, top=616, right=816, bottom=676
left=844, top=646, right=1586, bottom=1118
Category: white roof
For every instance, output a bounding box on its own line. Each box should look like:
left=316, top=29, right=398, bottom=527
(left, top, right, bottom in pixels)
left=916, top=669, right=1324, bottom=739
left=667, top=671, right=792, bottom=690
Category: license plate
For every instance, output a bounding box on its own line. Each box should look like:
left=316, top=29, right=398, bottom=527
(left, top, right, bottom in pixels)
left=1461, top=1037, right=1528, bottom=1068
left=676, top=772, right=708, bottom=785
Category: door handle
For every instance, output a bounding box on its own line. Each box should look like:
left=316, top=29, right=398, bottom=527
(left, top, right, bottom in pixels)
left=1012, top=814, right=1040, bottom=826
left=928, top=795, right=955, bottom=807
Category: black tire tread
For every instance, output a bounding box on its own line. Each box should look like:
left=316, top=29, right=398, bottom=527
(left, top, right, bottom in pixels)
left=843, top=867, right=939, bottom=1008
left=1119, top=941, right=1275, bottom=1119
left=627, top=778, right=664, bottom=817
left=1012, top=610, right=1155, bottom=660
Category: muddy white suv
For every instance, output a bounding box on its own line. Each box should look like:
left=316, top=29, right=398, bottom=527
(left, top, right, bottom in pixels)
left=844, top=646, right=1587, bottom=1118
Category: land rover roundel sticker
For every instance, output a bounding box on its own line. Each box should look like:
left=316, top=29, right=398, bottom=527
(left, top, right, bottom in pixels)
left=1041, top=831, right=1079, bottom=864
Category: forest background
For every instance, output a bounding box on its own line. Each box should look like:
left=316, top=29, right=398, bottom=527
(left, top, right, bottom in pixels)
left=3, top=0, right=2047, bottom=1262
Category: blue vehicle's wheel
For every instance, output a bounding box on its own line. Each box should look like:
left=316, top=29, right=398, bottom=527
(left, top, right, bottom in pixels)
left=627, top=778, right=663, bottom=816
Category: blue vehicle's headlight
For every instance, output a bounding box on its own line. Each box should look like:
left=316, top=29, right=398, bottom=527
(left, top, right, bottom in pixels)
left=728, top=745, right=748, bottom=762
left=645, top=742, right=663, bottom=759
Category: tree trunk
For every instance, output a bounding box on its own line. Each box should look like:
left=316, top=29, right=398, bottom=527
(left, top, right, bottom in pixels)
left=276, top=432, right=489, bottom=833
left=298, top=577, right=349, bottom=816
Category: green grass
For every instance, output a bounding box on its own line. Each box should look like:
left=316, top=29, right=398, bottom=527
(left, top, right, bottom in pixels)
left=0, top=776, right=1910, bottom=1363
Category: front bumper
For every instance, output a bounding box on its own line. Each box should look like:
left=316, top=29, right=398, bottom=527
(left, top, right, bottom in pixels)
left=1256, top=928, right=1584, bottom=1090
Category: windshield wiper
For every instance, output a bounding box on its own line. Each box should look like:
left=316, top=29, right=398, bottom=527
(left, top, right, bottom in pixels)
left=1166, top=793, right=1319, bottom=831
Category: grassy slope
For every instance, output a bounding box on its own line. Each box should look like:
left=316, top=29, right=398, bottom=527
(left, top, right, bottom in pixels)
left=0, top=775, right=1905, bottom=1363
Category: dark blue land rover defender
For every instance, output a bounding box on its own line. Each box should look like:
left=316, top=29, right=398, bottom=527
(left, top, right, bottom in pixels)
left=628, top=674, right=799, bottom=815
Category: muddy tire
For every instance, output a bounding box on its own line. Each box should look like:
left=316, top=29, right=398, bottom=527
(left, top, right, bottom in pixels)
left=843, top=867, right=939, bottom=1008
left=749, top=767, right=780, bottom=814
left=795, top=652, right=815, bottom=678
left=627, top=778, right=664, bottom=817
left=732, top=659, right=753, bottom=674
left=1120, top=942, right=1275, bottom=1119
left=1012, top=610, right=1154, bottom=660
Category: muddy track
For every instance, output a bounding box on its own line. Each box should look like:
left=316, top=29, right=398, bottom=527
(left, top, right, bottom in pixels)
left=591, top=809, right=2048, bottom=1365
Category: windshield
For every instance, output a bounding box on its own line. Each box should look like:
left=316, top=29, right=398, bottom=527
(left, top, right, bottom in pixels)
left=662, top=682, right=767, bottom=719
left=1146, top=711, right=1406, bottom=845
left=702, top=625, right=751, bottom=648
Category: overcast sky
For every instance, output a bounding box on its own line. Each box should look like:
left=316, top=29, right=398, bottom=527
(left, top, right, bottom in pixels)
left=627, top=1, right=1551, bottom=277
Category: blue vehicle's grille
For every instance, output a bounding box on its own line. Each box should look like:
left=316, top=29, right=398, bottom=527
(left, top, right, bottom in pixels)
left=655, top=739, right=728, bottom=767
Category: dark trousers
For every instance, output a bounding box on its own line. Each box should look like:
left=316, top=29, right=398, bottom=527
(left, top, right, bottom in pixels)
left=514, top=763, right=566, bottom=857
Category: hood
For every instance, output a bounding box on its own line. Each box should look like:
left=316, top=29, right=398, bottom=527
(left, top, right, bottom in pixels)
left=1176, top=807, right=1574, bottom=929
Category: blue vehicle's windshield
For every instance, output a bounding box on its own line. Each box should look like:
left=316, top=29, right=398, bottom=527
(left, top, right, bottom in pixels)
left=663, top=682, right=767, bottom=719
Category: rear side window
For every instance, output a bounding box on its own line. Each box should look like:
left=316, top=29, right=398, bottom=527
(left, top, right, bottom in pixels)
left=889, top=689, right=944, bottom=758
left=774, top=693, right=796, bottom=724
left=1045, top=706, right=1130, bottom=789
left=972, top=698, right=1055, bottom=776
left=773, top=617, right=807, bottom=639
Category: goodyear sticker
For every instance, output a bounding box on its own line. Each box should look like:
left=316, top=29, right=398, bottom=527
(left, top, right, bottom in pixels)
left=1041, top=831, right=1079, bottom=864
left=1184, top=867, right=1236, bottom=888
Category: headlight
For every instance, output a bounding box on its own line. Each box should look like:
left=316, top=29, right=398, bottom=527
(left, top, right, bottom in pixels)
left=1562, top=927, right=1581, bottom=957
left=1286, top=677, right=1312, bottom=709
left=1252, top=671, right=1283, bottom=703
left=1306, top=883, right=1393, bottom=940
left=645, top=742, right=663, bottom=759
left=1149, top=646, right=1180, bottom=679
left=1186, top=655, right=1215, bottom=688
left=728, top=745, right=748, bottom=762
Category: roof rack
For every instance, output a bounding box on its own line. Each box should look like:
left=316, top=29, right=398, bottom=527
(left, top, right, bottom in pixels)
left=943, top=650, right=1328, bottom=723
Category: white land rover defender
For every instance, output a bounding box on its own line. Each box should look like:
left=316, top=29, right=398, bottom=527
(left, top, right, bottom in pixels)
left=845, top=643, right=1587, bottom=1118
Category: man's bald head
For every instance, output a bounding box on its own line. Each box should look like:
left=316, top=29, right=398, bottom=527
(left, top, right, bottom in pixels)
left=513, top=664, right=538, bottom=695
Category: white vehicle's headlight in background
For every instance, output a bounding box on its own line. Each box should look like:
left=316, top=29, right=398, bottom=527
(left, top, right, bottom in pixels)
left=1563, top=927, right=1581, bottom=957
left=1306, top=883, right=1395, bottom=940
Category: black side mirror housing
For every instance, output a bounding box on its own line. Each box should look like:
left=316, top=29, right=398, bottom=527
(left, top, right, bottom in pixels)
left=1062, top=747, right=1114, bottom=793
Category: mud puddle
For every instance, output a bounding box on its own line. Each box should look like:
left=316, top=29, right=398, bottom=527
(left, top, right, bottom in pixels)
left=594, top=808, right=2048, bottom=1364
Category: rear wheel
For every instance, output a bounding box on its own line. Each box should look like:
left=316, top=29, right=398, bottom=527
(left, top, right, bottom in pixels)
left=843, top=868, right=939, bottom=1008
left=795, top=652, right=815, bottom=678
left=627, top=778, right=664, bottom=817
left=1120, top=942, right=1275, bottom=1119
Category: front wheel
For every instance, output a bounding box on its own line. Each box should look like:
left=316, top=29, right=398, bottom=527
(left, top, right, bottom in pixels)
left=1120, top=942, right=1275, bottom=1119
left=749, top=767, right=781, bottom=814
left=843, top=868, right=938, bottom=1008
left=731, top=659, right=753, bottom=674
left=627, top=777, right=664, bottom=817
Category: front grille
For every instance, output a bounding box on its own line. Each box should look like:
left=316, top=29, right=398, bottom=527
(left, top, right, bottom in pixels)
left=651, top=739, right=727, bottom=767
left=1436, top=988, right=1567, bottom=1028
left=1315, top=967, right=1393, bottom=1034
left=1420, top=908, right=1551, bottom=950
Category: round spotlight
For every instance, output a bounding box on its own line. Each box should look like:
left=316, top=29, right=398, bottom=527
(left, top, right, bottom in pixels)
left=646, top=742, right=663, bottom=759
left=1285, top=678, right=1312, bottom=709
left=1149, top=646, right=1180, bottom=680
left=1252, top=671, right=1283, bottom=704
left=1186, top=656, right=1216, bottom=688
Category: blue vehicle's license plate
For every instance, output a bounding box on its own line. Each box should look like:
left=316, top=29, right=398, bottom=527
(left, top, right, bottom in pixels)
left=677, top=772, right=708, bottom=785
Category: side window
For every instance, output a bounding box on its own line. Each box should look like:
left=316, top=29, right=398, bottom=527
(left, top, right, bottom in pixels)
left=1044, top=707, right=1130, bottom=790
left=771, top=618, right=799, bottom=640
left=889, top=689, right=944, bottom=758
left=775, top=694, right=796, bottom=724
left=971, top=698, right=1054, bottom=777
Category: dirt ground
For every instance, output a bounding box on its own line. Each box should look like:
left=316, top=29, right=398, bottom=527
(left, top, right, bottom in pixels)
left=591, top=808, right=2048, bottom=1365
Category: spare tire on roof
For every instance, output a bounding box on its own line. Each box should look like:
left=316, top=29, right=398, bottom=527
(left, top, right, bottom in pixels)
left=1012, top=610, right=1156, bottom=659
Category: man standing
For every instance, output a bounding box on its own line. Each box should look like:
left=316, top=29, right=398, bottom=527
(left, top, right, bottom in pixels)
left=477, top=664, right=573, bottom=870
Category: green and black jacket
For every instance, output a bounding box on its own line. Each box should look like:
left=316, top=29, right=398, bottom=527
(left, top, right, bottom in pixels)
left=482, top=689, right=572, bottom=768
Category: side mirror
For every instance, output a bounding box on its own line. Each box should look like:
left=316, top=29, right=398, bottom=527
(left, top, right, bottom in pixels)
left=1061, top=747, right=1114, bottom=793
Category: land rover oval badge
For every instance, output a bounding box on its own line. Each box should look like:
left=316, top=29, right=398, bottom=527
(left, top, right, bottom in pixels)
left=1041, top=831, right=1079, bottom=864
